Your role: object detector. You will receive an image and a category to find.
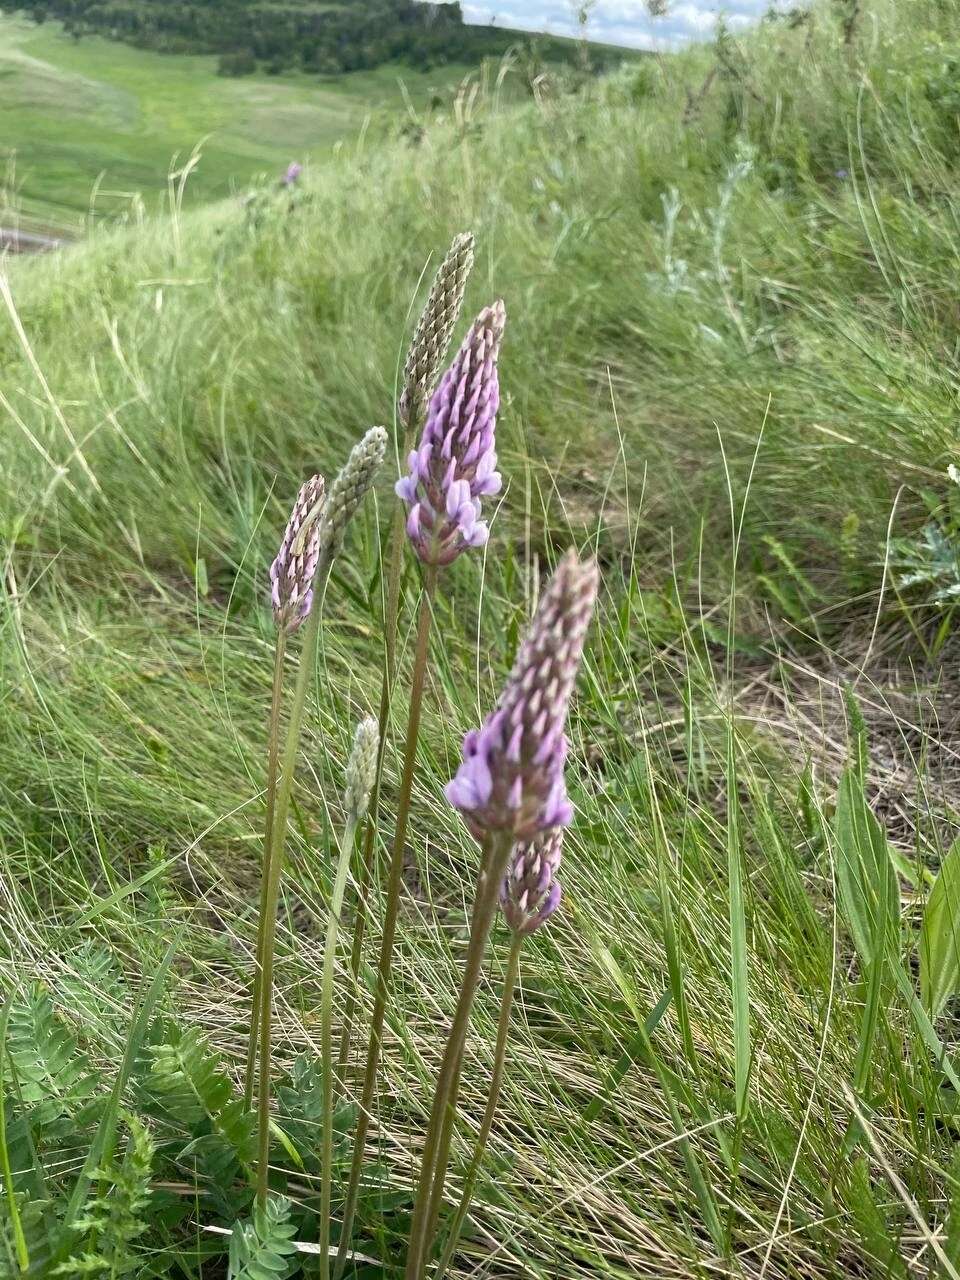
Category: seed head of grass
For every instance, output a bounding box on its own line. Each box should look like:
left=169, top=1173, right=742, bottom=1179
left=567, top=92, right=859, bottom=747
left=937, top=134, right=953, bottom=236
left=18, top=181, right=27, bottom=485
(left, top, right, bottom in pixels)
left=446, top=549, right=599, bottom=843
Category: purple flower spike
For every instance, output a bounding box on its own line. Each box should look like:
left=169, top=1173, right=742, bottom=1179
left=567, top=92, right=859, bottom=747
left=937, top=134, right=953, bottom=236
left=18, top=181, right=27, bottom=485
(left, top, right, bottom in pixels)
left=446, top=550, right=599, bottom=843
left=270, top=474, right=325, bottom=633
left=501, top=829, right=563, bottom=935
left=281, top=162, right=303, bottom=187
left=395, top=301, right=505, bottom=567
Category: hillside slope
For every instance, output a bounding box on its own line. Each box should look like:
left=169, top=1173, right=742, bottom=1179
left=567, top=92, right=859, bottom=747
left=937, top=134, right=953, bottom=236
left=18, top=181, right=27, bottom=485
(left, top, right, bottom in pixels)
left=4, top=0, right=957, bottom=620
left=0, top=12, right=499, bottom=228
left=5, top=2, right=960, bottom=1275
left=1, top=0, right=627, bottom=73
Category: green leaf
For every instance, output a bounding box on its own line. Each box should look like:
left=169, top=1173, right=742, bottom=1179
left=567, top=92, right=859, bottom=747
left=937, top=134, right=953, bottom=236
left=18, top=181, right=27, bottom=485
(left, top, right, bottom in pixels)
left=893, top=966, right=960, bottom=1094
left=833, top=758, right=902, bottom=1114
left=0, top=1000, right=30, bottom=1274
left=144, top=1026, right=254, bottom=1183
left=846, top=1156, right=908, bottom=1279
left=834, top=768, right=900, bottom=963
left=227, top=1196, right=297, bottom=1280
left=920, top=838, right=960, bottom=1018
left=55, top=1112, right=154, bottom=1277
left=65, top=941, right=175, bottom=1227
left=942, top=1145, right=960, bottom=1275
left=583, top=988, right=672, bottom=1123
left=5, top=985, right=99, bottom=1124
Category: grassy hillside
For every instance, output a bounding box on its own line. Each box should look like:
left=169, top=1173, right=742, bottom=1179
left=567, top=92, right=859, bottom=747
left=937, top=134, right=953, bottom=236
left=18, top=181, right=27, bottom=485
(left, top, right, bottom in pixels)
left=5, top=0, right=960, bottom=1275
left=0, top=13, right=481, bottom=228
left=2, top=0, right=617, bottom=74
left=3, top=0, right=634, bottom=78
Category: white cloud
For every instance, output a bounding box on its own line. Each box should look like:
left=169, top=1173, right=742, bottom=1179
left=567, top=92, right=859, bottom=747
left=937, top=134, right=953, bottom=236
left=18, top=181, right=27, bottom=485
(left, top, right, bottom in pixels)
left=461, top=0, right=786, bottom=49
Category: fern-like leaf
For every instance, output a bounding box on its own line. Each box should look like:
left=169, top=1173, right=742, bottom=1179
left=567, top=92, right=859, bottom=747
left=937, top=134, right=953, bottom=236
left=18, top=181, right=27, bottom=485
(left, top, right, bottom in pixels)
left=6, top=984, right=99, bottom=1125
left=57, top=943, right=127, bottom=1036
left=275, top=1056, right=355, bottom=1172
left=142, top=1026, right=254, bottom=1188
left=0, top=1194, right=67, bottom=1278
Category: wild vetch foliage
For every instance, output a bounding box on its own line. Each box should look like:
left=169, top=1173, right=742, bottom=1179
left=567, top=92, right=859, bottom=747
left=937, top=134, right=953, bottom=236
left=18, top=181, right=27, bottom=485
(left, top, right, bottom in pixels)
left=501, top=828, right=563, bottom=935
left=446, top=549, right=599, bottom=842
left=399, top=231, right=475, bottom=427
left=270, top=474, right=325, bottom=632
left=396, top=301, right=505, bottom=566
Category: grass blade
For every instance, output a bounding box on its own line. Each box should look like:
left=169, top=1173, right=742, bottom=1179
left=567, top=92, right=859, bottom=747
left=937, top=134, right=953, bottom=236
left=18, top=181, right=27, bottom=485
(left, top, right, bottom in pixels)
left=726, top=724, right=751, bottom=1124
left=64, top=938, right=176, bottom=1227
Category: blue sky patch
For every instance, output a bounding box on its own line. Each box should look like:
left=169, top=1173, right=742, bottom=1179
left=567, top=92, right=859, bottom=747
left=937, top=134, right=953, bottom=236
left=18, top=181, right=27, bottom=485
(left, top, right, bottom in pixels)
left=463, top=1, right=779, bottom=49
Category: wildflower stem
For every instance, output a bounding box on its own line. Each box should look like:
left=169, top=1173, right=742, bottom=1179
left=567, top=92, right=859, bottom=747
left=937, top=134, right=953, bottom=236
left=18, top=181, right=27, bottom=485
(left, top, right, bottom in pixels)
left=335, top=564, right=438, bottom=1277
left=434, top=932, right=522, bottom=1280
left=244, top=628, right=287, bottom=1110
left=404, top=831, right=515, bottom=1280
left=256, top=558, right=332, bottom=1208
left=337, top=438, right=413, bottom=1081
left=319, top=809, right=360, bottom=1280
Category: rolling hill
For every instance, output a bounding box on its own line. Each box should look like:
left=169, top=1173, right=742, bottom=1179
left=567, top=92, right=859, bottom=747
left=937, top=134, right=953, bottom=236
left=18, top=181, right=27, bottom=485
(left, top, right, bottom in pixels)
left=0, top=8, right=633, bottom=231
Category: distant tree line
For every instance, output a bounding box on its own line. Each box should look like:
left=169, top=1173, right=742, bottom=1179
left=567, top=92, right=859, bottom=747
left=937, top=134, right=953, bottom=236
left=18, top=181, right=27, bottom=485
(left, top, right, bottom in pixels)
left=0, top=0, right=621, bottom=76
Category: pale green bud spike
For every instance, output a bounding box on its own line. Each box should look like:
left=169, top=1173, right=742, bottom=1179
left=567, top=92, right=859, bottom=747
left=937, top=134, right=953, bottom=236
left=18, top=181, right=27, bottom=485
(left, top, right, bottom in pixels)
left=314, top=426, right=388, bottom=563
left=400, top=231, right=475, bottom=426
left=345, top=716, right=380, bottom=823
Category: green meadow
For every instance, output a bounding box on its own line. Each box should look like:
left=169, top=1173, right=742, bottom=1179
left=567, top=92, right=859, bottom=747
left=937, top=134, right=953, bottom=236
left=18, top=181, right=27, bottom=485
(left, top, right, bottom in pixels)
left=0, top=13, right=474, bottom=229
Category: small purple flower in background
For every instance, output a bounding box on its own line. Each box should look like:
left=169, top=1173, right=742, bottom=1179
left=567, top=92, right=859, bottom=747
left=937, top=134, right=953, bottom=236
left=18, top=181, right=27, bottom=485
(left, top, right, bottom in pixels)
left=281, top=162, right=303, bottom=187
left=396, top=301, right=505, bottom=567
left=446, top=549, right=599, bottom=843
left=835, top=168, right=849, bottom=180
left=501, top=829, right=563, bottom=935
left=270, top=474, right=325, bottom=632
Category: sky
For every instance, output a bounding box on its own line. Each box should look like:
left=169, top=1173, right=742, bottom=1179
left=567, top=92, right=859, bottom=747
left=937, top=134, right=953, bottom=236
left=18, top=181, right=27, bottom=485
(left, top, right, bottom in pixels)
left=461, top=1, right=779, bottom=50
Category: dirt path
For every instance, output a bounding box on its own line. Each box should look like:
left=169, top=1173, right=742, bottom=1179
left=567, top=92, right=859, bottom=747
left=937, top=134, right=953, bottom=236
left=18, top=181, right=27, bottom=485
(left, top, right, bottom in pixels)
left=0, top=227, right=65, bottom=253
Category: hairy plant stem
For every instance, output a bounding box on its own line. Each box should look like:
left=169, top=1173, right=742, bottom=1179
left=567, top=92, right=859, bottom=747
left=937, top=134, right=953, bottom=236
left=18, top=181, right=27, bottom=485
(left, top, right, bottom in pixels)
left=318, top=810, right=360, bottom=1280
left=404, top=831, right=515, bottom=1280
left=256, top=559, right=332, bottom=1208
left=434, top=932, right=522, bottom=1280
left=335, top=564, right=438, bottom=1277
left=418, top=837, right=506, bottom=1266
left=336, top=472, right=411, bottom=1081
left=244, top=629, right=287, bottom=1110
